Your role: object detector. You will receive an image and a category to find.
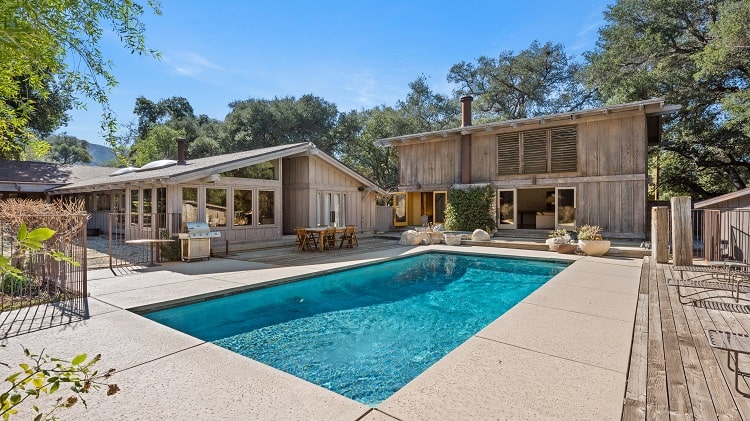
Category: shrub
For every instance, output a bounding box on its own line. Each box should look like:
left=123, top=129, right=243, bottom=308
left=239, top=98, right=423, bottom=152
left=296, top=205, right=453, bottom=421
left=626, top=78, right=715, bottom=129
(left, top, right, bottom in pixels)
left=1, top=273, right=32, bottom=295
left=577, top=225, right=603, bottom=241
left=444, top=185, right=496, bottom=232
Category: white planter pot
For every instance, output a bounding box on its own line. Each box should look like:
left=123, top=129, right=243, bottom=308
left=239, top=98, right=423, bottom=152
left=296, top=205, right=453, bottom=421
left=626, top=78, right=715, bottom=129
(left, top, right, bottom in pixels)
left=545, top=238, right=559, bottom=251
left=578, top=240, right=611, bottom=256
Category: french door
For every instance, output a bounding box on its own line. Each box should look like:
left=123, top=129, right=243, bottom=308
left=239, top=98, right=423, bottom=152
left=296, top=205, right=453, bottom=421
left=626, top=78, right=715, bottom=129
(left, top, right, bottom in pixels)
left=555, top=187, right=576, bottom=230
left=497, top=189, right=517, bottom=229
left=393, top=192, right=408, bottom=227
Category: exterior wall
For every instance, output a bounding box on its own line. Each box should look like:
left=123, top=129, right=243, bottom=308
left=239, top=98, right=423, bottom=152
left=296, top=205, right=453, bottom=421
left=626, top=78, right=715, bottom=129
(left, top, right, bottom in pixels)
left=395, top=111, right=650, bottom=237
left=699, top=196, right=750, bottom=209
left=398, top=138, right=461, bottom=189
left=283, top=155, right=377, bottom=234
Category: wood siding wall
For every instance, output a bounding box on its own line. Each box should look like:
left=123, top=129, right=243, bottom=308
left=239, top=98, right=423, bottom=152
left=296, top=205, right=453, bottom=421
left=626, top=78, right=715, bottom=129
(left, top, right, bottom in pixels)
left=396, top=112, right=650, bottom=237
left=283, top=155, right=377, bottom=234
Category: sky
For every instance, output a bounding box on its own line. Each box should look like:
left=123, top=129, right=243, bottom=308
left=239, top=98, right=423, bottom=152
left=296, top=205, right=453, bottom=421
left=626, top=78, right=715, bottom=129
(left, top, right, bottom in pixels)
left=62, top=1, right=613, bottom=146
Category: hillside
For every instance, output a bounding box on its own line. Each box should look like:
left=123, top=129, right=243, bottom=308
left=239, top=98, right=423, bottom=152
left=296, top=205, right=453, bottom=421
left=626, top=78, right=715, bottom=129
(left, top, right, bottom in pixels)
left=88, top=143, right=115, bottom=166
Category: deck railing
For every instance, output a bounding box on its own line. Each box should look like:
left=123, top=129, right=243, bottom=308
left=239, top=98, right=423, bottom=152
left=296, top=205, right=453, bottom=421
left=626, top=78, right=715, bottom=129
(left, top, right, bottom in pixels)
left=691, top=209, right=750, bottom=263
left=0, top=215, right=88, bottom=338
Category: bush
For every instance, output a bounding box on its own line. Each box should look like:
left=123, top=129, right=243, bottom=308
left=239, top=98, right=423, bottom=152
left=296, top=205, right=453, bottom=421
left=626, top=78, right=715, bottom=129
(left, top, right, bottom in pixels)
left=1, top=273, right=32, bottom=295
left=444, top=185, right=496, bottom=232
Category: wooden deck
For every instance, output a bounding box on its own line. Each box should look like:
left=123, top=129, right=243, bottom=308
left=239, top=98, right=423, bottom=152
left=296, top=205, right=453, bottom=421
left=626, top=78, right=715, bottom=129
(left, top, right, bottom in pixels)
left=624, top=258, right=750, bottom=420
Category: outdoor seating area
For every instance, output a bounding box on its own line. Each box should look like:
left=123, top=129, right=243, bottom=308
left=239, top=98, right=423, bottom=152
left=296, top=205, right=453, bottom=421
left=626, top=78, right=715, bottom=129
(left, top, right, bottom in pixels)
left=668, top=263, right=750, bottom=304
left=294, top=226, right=358, bottom=252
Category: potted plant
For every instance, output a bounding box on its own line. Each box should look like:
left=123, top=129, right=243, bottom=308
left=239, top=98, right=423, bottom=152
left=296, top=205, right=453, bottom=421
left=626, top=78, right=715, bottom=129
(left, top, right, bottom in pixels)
left=546, top=228, right=569, bottom=251
left=576, top=225, right=610, bottom=256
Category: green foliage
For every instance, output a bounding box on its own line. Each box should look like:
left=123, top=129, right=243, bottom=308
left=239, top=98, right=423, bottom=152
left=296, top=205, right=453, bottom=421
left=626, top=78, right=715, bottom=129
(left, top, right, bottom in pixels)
left=576, top=224, right=603, bottom=241
left=0, top=273, right=30, bottom=295
left=585, top=0, right=750, bottom=197
left=449, top=40, right=598, bottom=120
left=0, top=348, right=119, bottom=420
left=45, top=134, right=92, bottom=165
left=548, top=228, right=569, bottom=239
left=131, top=125, right=183, bottom=167
left=159, top=229, right=179, bottom=262
left=444, top=185, right=496, bottom=232
left=0, top=222, right=78, bottom=288
left=223, top=94, right=340, bottom=155
left=0, top=0, right=161, bottom=158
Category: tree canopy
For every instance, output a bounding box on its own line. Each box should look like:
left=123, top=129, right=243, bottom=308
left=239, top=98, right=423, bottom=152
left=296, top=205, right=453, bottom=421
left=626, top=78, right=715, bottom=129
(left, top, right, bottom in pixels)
left=0, top=0, right=161, bottom=159
left=448, top=40, right=598, bottom=120
left=46, top=133, right=92, bottom=165
left=585, top=0, right=750, bottom=198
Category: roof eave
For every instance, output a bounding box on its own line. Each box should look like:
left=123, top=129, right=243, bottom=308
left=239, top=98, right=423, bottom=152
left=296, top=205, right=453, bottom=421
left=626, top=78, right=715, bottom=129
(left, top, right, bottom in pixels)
left=376, top=98, right=680, bottom=147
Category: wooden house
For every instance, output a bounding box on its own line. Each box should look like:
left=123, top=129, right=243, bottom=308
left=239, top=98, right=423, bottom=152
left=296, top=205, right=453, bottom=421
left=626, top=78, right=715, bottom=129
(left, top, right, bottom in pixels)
left=49, top=142, right=382, bottom=244
left=695, top=188, right=750, bottom=262
left=376, top=97, right=680, bottom=239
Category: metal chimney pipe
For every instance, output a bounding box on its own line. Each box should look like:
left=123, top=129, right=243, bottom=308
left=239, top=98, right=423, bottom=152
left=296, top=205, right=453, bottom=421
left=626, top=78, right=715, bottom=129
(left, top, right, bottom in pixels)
left=460, top=96, right=473, bottom=183
left=176, top=137, right=186, bottom=164
left=461, top=95, right=473, bottom=127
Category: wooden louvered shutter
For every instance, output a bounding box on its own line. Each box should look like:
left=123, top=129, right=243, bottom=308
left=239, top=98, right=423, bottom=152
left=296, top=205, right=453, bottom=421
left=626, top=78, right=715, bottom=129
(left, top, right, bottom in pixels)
left=550, top=126, right=577, bottom=172
left=497, top=133, right=520, bottom=175
left=521, top=129, right=548, bottom=174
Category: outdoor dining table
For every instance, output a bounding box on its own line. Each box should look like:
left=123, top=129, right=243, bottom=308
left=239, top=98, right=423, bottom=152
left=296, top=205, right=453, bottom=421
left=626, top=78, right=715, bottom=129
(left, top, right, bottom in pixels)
left=303, top=227, right=345, bottom=252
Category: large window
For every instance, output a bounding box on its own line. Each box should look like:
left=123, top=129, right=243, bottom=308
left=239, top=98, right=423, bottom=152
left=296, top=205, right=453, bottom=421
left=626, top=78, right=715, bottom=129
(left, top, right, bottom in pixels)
left=181, top=187, right=198, bottom=231
left=143, top=188, right=153, bottom=227
left=234, top=189, right=253, bottom=226
left=221, top=161, right=278, bottom=180
left=258, top=190, right=275, bottom=225
left=206, top=188, right=227, bottom=227
left=130, top=190, right=139, bottom=225
left=497, top=126, right=577, bottom=175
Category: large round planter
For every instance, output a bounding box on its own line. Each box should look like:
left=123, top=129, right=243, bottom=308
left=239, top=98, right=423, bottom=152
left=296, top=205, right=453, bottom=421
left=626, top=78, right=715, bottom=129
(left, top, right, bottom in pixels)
left=578, top=240, right=611, bottom=256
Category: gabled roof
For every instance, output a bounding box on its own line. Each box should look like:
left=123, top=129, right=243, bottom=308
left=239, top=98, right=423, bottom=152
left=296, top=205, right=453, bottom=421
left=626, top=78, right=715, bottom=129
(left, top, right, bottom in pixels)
left=375, top=98, right=680, bottom=147
left=52, top=142, right=383, bottom=194
left=694, top=187, right=750, bottom=209
left=0, top=160, right=113, bottom=193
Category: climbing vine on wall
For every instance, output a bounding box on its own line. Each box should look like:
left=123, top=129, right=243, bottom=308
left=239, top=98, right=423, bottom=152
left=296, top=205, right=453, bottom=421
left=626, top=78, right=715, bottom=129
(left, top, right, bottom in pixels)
left=444, top=185, right=496, bottom=232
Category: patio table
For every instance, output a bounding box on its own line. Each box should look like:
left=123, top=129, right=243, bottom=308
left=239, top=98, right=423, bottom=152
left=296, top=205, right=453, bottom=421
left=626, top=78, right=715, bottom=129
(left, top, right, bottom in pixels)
left=303, top=227, right=344, bottom=252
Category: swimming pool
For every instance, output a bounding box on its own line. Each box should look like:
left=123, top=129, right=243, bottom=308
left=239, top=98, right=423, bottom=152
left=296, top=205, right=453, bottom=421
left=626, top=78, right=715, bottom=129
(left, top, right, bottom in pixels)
left=144, top=252, right=568, bottom=405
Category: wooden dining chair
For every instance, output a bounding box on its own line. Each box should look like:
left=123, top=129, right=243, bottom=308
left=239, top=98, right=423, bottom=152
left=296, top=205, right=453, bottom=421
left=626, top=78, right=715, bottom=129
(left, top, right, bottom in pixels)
left=339, top=225, right=358, bottom=249
left=294, top=227, right=309, bottom=251
left=323, top=227, right=338, bottom=251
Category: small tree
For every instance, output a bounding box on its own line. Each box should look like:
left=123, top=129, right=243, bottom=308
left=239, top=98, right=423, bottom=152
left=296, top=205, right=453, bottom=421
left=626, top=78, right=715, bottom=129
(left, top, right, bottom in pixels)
left=444, top=185, right=496, bottom=232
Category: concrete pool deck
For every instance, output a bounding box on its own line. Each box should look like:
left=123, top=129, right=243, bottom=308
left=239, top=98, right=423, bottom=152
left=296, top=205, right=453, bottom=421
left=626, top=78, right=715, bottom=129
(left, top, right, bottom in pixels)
left=1, top=244, right=643, bottom=420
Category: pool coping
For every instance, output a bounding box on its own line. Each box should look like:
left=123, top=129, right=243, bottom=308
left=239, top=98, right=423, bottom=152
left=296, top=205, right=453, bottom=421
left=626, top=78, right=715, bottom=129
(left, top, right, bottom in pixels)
left=2, top=244, right=641, bottom=420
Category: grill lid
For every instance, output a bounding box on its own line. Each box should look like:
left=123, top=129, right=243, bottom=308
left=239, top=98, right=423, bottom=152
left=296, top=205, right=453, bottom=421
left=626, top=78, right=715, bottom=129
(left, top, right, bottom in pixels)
left=182, top=222, right=221, bottom=239
left=186, top=222, right=211, bottom=233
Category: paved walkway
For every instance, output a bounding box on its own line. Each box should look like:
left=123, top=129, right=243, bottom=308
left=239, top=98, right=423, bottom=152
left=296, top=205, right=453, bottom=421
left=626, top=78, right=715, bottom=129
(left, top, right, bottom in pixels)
left=2, top=241, right=643, bottom=420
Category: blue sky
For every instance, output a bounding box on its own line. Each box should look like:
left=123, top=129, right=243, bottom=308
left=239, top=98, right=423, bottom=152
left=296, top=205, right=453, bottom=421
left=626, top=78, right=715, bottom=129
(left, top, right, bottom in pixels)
left=63, top=1, right=612, bottom=146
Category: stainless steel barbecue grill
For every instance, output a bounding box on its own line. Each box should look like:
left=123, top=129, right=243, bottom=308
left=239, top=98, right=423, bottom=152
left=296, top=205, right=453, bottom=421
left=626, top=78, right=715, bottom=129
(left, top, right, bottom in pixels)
left=179, top=222, right=221, bottom=261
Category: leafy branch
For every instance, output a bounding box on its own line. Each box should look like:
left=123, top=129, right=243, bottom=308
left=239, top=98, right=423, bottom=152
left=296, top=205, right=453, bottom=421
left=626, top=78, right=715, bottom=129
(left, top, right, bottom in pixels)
left=1, top=348, right=118, bottom=420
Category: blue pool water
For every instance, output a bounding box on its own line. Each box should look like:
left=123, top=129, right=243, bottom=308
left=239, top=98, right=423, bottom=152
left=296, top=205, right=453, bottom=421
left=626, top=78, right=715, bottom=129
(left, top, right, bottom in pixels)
left=144, top=252, right=568, bottom=405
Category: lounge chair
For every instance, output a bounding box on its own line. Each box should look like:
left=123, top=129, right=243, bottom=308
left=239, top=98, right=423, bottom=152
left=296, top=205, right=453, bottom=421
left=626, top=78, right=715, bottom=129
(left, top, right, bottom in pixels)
left=668, top=265, right=750, bottom=304
left=705, top=329, right=750, bottom=396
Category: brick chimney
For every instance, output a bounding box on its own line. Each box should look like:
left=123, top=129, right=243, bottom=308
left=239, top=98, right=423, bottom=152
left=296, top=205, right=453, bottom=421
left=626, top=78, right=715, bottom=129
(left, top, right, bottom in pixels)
left=460, top=96, right=473, bottom=183
left=176, top=137, right=186, bottom=164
